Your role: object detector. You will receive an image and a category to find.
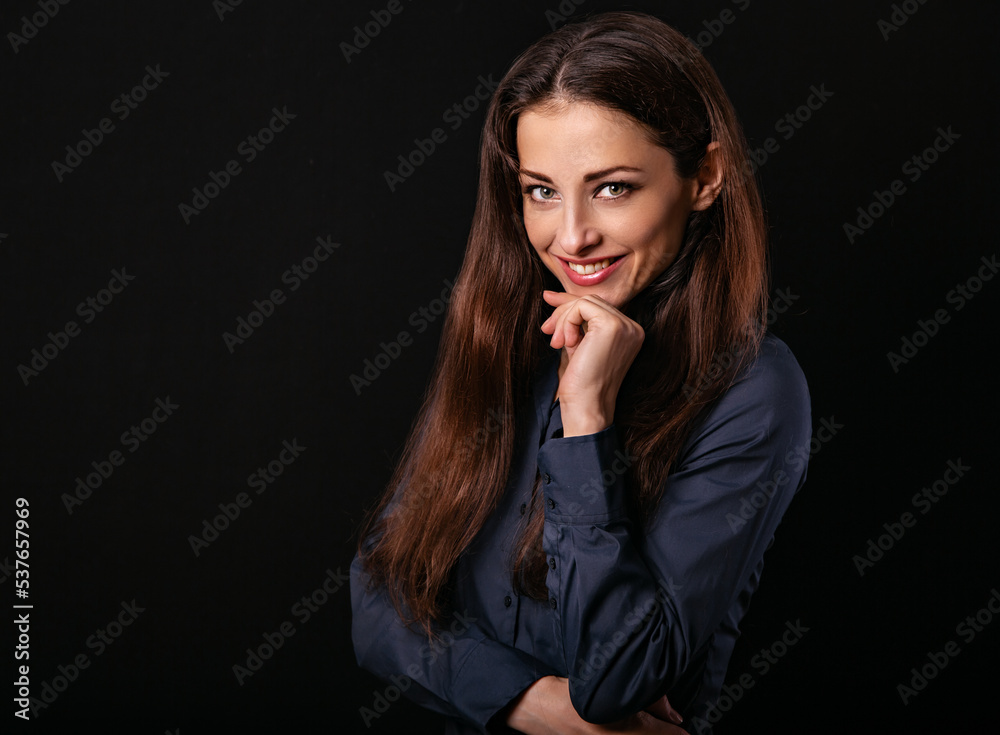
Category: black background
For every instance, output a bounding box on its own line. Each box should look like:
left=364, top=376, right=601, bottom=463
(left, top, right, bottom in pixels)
left=2, top=0, right=997, bottom=732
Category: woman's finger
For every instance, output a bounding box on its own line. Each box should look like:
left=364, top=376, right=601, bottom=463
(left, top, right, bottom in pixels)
left=564, top=296, right=626, bottom=350
left=542, top=289, right=613, bottom=323
left=539, top=291, right=577, bottom=337
left=551, top=300, right=589, bottom=350
left=541, top=289, right=576, bottom=305
left=644, top=694, right=683, bottom=726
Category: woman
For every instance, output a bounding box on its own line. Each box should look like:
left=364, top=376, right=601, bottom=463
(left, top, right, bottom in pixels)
left=351, top=11, right=811, bottom=734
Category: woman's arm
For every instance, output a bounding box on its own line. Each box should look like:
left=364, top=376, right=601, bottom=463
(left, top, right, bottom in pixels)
left=503, top=676, right=687, bottom=735
left=535, top=336, right=811, bottom=724
left=351, top=547, right=560, bottom=731
left=355, top=558, right=686, bottom=735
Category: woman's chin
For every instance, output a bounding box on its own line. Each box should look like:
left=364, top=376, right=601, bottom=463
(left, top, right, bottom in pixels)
left=571, top=285, right=628, bottom=309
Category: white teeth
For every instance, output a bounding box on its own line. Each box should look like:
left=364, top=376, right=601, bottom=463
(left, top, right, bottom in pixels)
left=568, top=258, right=612, bottom=275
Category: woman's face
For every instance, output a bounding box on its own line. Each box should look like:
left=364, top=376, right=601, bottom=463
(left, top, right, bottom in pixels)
left=516, top=101, right=711, bottom=310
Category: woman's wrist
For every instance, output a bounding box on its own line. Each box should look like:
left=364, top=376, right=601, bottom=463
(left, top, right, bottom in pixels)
left=559, top=403, right=613, bottom=437
left=505, top=676, right=578, bottom=735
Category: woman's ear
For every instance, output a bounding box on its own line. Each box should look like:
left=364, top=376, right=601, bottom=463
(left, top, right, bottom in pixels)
left=691, top=141, right=724, bottom=211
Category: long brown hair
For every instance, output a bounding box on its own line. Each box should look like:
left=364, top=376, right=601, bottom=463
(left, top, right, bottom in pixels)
left=357, top=11, right=769, bottom=633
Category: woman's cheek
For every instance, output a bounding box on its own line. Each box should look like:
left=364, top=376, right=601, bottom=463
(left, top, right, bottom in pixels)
left=524, top=221, right=551, bottom=259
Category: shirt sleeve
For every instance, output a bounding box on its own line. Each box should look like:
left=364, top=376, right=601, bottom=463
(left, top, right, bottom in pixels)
left=535, top=337, right=812, bottom=724
left=351, top=532, right=560, bottom=731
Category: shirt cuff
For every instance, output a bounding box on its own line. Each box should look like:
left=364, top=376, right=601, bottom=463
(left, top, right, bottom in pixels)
left=456, top=638, right=559, bottom=731
left=536, top=424, right=632, bottom=524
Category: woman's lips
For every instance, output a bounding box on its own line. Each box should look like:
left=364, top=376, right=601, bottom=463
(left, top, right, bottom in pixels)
left=559, top=255, right=625, bottom=286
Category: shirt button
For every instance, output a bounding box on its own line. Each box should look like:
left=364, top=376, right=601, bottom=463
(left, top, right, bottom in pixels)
left=549, top=597, right=557, bottom=610
left=504, top=595, right=512, bottom=608
left=549, top=558, right=556, bottom=570
left=547, top=498, right=556, bottom=510
left=543, top=473, right=552, bottom=484
left=519, top=503, right=526, bottom=516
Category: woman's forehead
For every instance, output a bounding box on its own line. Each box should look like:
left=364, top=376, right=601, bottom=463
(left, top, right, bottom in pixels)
left=516, top=102, right=663, bottom=173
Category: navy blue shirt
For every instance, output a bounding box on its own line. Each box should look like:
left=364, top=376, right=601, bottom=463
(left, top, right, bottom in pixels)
left=352, top=333, right=811, bottom=733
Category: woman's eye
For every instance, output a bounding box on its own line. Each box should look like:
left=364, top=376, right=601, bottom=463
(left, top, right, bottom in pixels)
left=529, top=186, right=557, bottom=201
left=598, top=182, right=632, bottom=198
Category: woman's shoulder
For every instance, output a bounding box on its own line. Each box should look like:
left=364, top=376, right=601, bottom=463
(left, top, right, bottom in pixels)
left=679, top=332, right=811, bottom=464
left=736, top=332, right=810, bottom=406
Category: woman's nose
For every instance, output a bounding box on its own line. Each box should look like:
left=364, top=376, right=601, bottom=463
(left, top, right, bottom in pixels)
left=555, top=204, right=600, bottom=255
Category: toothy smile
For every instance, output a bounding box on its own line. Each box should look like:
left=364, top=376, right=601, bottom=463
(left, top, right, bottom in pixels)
left=565, top=256, right=620, bottom=275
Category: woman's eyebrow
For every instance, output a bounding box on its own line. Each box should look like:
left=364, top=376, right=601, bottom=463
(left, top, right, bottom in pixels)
left=519, top=165, right=644, bottom=184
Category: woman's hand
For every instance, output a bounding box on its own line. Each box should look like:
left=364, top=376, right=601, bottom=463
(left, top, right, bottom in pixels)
left=503, top=676, right=685, bottom=735
left=540, top=291, right=644, bottom=436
